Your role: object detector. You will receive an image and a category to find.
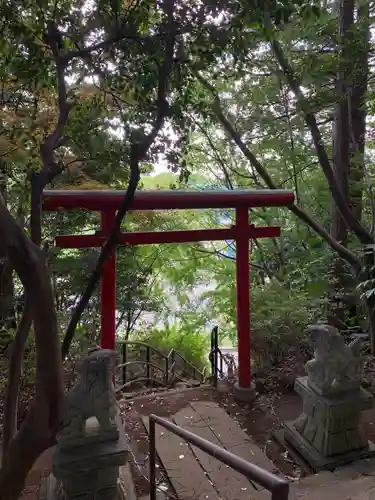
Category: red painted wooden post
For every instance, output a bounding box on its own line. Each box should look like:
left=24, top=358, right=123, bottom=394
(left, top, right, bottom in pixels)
left=235, top=207, right=251, bottom=388
left=100, top=211, right=117, bottom=350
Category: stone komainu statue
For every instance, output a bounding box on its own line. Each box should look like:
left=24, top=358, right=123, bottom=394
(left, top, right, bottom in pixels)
left=223, top=353, right=236, bottom=379
left=305, top=323, right=364, bottom=394
left=58, top=348, right=119, bottom=444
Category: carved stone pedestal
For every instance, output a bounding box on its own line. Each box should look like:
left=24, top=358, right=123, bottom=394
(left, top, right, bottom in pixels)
left=53, top=418, right=129, bottom=500
left=284, top=376, right=375, bottom=470
left=47, top=349, right=130, bottom=500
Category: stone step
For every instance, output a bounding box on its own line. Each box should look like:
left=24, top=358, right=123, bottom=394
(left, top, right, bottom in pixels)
left=142, top=401, right=276, bottom=500
left=331, top=456, right=375, bottom=480
left=119, top=384, right=212, bottom=402
left=138, top=494, right=166, bottom=500
left=143, top=415, right=221, bottom=500
left=254, top=458, right=375, bottom=500
left=188, top=401, right=275, bottom=471
left=172, top=405, right=259, bottom=499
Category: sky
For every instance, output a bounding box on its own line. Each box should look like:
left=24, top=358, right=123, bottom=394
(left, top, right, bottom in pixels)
left=152, top=157, right=170, bottom=175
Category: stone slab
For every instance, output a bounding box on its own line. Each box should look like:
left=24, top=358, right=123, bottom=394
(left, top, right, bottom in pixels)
left=142, top=402, right=278, bottom=500
left=189, top=401, right=252, bottom=447
left=53, top=417, right=129, bottom=481
left=284, top=420, right=375, bottom=471
left=295, top=377, right=374, bottom=410
left=272, top=428, right=315, bottom=475
left=332, top=456, right=375, bottom=480
left=253, top=471, right=375, bottom=500
left=228, top=442, right=276, bottom=474
left=190, top=401, right=275, bottom=472
left=53, top=436, right=129, bottom=477
left=39, top=474, right=126, bottom=500
left=139, top=495, right=167, bottom=500
left=142, top=416, right=220, bottom=500
left=173, top=405, right=258, bottom=499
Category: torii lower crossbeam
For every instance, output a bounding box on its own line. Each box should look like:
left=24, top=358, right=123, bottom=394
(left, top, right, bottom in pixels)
left=42, top=189, right=294, bottom=393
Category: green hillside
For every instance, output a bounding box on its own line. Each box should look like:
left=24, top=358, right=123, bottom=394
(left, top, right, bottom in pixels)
left=140, top=171, right=209, bottom=190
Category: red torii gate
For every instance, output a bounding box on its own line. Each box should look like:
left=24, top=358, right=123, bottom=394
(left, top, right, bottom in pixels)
left=42, top=189, right=294, bottom=398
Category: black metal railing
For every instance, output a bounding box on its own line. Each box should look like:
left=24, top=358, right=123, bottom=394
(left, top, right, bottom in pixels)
left=209, top=325, right=236, bottom=386
left=149, top=414, right=289, bottom=500
left=116, top=340, right=206, bottom=392
left=116, top=326, right=234, bottom=393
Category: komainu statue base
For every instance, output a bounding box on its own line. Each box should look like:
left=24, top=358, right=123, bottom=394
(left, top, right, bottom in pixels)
left=48, top=348, right=129, bottom=500
left=284, top=376, right=375, bottom=471
left=284, top=324, right=375, bottom=471
left=52, top=416, right=129, bottom=500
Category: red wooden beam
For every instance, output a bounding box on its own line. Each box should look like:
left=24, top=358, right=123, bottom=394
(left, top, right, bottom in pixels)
left=54, top=226, right=281, bottom=248
left=42, top=189, right=294, bottom=212
left=100, top=212, right=116, bottom=350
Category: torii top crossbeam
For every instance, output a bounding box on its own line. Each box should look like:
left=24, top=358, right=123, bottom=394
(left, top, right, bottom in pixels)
left=42, top=189, right=294, bottom=211
left=42, top=188, right=294, bottom=398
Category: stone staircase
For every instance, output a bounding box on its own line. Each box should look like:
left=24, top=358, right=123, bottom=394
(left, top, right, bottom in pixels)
left=122, top=394, right=375, bottom=500
left=115, top=326, right=233, bottom=396
left=35, top=323, right=375, bottom=500
left=32, top=426, right=375, bottom=500
left=116, top=340, right=208, bottom=396
left=32, top=384, right=375, bottom=500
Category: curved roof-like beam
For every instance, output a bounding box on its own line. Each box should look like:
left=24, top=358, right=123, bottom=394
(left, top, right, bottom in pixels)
left=42, top=189, right=294, bottom=211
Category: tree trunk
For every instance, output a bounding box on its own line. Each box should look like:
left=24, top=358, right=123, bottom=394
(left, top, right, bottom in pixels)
left=1, top=306, right=32, bottom=458
left=330, top=0, right=352, bottom=244
left=348, top=0, right=369, bottom=333
left=0, top=160, right=16, bottom=337
left=0, top=259, right=15, bottom=334
left=0, top=198, right=64, bottom=500
left=2, top=174, right=57, bottom=459
left=330, top=0, right=368, bottom=329
left=365, top=295, right=375, bottom=354
left=330, top=0, right=353, bottom=313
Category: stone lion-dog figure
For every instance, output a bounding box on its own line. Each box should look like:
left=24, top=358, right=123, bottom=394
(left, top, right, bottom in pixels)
left=305, top=323, right=364, bottom=393
left=58, top=348, right=119, bottom=444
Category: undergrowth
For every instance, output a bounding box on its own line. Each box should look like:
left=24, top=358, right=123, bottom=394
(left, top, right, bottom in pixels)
left=134, top=323, right=209, bottom=371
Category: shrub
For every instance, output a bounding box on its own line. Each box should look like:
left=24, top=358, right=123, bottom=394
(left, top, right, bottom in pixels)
left=250, top=281, right=323, bottom=367
left=135, top=322, right=209, bottom=372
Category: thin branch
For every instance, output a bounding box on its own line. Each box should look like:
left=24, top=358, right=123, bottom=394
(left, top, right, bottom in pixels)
left=270, top=37, right=373, bottom=246
left=195, top=121, right=233, bottom=190
left=32, top=22, right=74, bottom=246
left=194, top=71, right=361, bottom=273
left=61, top=0, right=177, bottom=359
left=252, top=238, right=283, bottom=282
left=192, top=246, right=283, bottom=281
left=60, top=31, right=145, bottom=65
